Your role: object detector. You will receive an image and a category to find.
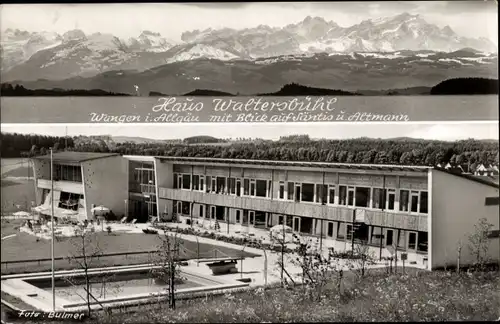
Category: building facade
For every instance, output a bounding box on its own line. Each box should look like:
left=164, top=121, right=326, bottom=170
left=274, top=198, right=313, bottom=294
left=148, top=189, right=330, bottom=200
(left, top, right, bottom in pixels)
left=31, top=152, right=128, bottom=221
left=31, top=152, right=499, bottom=270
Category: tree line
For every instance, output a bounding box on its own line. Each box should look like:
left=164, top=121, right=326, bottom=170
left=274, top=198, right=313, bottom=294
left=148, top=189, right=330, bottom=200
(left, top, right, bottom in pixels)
left=0, top=83, right=130, bottom=96
left=1, top=133, right=498, bottom=169
left=1, top=133, right=75, bottom=158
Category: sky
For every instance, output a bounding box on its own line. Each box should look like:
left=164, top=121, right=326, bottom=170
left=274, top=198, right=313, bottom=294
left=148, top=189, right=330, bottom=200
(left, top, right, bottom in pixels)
left=1, top=123, right=498, bottom=142
left=1, top=1, right=498, bottom=43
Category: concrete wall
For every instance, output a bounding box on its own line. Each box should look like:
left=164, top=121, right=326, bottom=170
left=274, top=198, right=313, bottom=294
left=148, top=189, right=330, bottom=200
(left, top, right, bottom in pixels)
left=431, top=169, right=499, bottom=269
left=81, top=156, right=128, bottom=220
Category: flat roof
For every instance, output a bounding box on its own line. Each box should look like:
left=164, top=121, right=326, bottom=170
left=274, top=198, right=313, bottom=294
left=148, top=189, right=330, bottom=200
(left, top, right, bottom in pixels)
left=435, top=168, right=500, bottom=189
left=33, top=152, right=120, bottom=163
left=152, top=156, right=431, bottom=172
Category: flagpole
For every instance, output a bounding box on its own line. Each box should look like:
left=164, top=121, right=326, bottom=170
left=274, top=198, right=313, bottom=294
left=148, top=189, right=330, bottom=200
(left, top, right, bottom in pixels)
left=50, top=148, right=56, bottom=311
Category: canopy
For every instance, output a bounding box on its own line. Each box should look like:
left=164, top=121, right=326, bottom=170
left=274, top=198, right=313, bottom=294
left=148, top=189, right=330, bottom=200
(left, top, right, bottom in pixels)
left=13, top=211, right=31, bottom=217
left=269, top=225, right=293, bottom=233
left=91, top=206, right=110, bottom=216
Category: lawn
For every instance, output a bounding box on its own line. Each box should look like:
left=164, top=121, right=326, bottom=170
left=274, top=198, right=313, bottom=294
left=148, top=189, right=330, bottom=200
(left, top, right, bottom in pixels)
left=1, top=179, right=36, bottom=213
left=95, top=269, right=500, bottom=323
left=1, top=230, right=258, bottom=274
left=2, top=165, right=32, bottom=178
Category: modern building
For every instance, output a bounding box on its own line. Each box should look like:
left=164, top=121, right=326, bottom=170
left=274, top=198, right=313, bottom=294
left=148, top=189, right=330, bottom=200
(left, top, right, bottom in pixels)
left=31, top=152, right=499, bottom=270
left=31, top=152, right=128, bottom=221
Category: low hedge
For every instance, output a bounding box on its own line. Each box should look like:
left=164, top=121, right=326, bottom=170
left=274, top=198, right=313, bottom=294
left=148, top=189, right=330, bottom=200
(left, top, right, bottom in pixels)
left=154, top=225, right=295, bottom=254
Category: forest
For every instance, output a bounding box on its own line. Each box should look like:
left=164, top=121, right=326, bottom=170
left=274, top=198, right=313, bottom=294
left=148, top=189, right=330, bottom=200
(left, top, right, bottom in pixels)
left=1, top=133, right=498, bottom=170
left=430, top=78, right=499, bottom=95
left=0, top=83, right=130, bottom=96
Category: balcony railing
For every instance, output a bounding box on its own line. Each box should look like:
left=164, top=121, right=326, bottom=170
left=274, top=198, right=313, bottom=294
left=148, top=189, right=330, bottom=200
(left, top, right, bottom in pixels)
left=140, top=184, right=156, bottom=195
left=37, top=179, right=84, bottom=195
left=158, top=188, right=427, bottom=231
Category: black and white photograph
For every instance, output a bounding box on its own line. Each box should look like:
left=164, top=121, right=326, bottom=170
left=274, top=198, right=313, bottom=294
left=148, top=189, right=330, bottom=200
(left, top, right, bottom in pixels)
left=0, top=2, right=499, bottom=323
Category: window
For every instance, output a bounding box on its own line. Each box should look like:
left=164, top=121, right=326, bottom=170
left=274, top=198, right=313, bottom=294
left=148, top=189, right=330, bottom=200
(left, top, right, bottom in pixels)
left=236, top=210, right=241, bottom=223
left=193, top=175, right=200, bottom=191
left=181, top=201, right=190, bottom=215
left=206, top=176, right=211, bottom=192
left=181, top=174, right=191, bottom=190
left=229, top=178, right=236, bottom=195
left=328, top=186, right=336, bottom=204
left=400, top=190, right=409, bottom=212
left=278, top=215, right=284, bottom=225
left=372, top=188, right=386, bottom=209
left=347, top=187, right=355, bottom=206
left=243, top=179, right=250, bottom=196
left=386, top=229, right=394, bottom=246
left=254, top=211, right=266, bottom=228
left=300, top=217, right=313, bottom=235
left=408, top=232, right=417, bottom=250
left=337, top=223, right=346, bottom=239
left=279, top=182, right=285, bottom=199
left=250, top=180, right=256, bottom=196
left=199, top=205, right=204, bottom=218
left=287, top=182, right=294, bottom=200
left=302, top=183, right=314, bottom=202
left=346, top=224, right=353, bottom=240
left=387, top=189, right=396, bottom=210
left=316, top=184, right=328, bottom=204
left=355, top=187, right=370, bottom=207
left=370, top=226, right=383, bottom=246
left=211, top=177, right=216, bottom=193
left=397, top=230, right=406, bottom=249
left=173, top=174, right=178, bottom=189
left=417, top=232, right=428, bottom=252
left=249, top=211, right=255, bottom=225
left=327, top=222, right=334, bottom=237
left=236, top=179, right=241, bottom=196
left=410, top=191, right=419, bottom=213
left=295, top=184, right=301, bottom=202
left=339, top=186, right=347, bottom=205
left=199, top=177, right=204, bottom=192
left=216, top=177, right=226, bottom=194
left=242, top=210, right=249, bottom=225
left=256, top=180, right=267, bottom=197
left=420, top=192, right=428, bottom=214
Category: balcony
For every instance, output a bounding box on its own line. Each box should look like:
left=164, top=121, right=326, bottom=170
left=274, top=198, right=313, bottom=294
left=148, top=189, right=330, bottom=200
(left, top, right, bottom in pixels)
left=158, top=188, right=427, bottom=231
left=37, top=179, right=84, bottom=195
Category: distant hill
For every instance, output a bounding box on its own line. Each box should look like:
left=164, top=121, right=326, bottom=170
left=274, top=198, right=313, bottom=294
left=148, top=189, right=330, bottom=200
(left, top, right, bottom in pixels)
left=358, top=86, right=431, bottom=96
left=112, top=136, right=166, bottom=144
left=183, top=89, right=234, bottom=96
left=258, top=83, right=360, bottom=96
left=183, top=136, right=227, bottom=144
left=430, top=78, right=498, bottom=95
left=0, top=83, right=130, bottom=96
left=149, top=91, right=168, bottom=96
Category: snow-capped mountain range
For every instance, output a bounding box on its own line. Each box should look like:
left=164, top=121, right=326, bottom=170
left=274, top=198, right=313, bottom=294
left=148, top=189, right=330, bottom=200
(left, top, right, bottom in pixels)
left=1, top=13, right=497, bottom=82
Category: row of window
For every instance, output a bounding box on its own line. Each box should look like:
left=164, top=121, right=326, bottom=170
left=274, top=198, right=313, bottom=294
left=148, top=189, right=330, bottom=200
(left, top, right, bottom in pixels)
left=173, top=174, right=272, bottom=198
left=174, top=200, right=428, bottom=253
left=173, top=173, right=428, bottom=214
left=53, top=164, right=82, bottom=183
left=278, top=182, right=428, bottom=214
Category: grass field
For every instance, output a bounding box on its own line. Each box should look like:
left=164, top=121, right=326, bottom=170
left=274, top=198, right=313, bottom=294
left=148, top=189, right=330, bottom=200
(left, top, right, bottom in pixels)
left=1, top=178, right=36, bottom=213
left=2, top=166, right=32, bottom=178
left=0, top=222, right=258, bottom=274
